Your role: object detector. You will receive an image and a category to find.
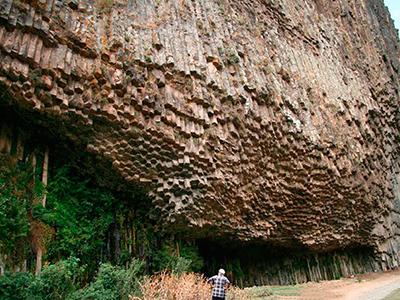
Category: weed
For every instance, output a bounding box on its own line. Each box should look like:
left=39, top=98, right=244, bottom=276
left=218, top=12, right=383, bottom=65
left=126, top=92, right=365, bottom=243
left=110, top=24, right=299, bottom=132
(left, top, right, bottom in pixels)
left=226, top=49, right=240, bottom=65
left=270, top=285, right=301, bottom=296
left=144, top=55, right=152, bottom=64
left=96, top=0, right=113, bottom=13
left=124, top=33, right=131, bottom=43
left=29, top=69, right=44, bottom=87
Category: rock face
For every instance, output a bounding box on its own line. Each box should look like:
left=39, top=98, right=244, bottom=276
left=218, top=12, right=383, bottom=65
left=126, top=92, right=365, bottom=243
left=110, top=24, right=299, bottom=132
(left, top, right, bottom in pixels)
left=0, top=0, right=399, bottom=270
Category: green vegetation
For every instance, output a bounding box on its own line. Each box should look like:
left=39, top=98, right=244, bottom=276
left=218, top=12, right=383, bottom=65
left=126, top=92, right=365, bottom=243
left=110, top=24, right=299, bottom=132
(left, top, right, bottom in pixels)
left=0, top=152, right=204, bottom=298
left=0, top=272, right=33, bottom=300
left=226, top=49, right=240, bottom=65
left=243, top=286, right=273, bottom=299
left=29, top=69, right=44, bottom=87
left=243, top=285, right=301, bottom=299
left=0, top=154, right=43, bottom=267
left=269, top=285, right=301, bottom=296
left=152, top=241, right=204, bottom=274
left=144, top=55, right=153, bottom=64
left=35, top=166, right=116, bottom=273
left=26, top=257, right=84, bottom=300
left=0, top=257, right=144, bottom=300
left=69, top=260, right=144, bottom=300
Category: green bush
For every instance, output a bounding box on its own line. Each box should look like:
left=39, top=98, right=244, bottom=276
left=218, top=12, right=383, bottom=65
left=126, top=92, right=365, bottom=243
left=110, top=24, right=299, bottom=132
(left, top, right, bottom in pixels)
left=0, top=258, right=144, bottom=300
left=0, top=157, right=208, bottom=299
left=69, top=259, right=144, bottom=300
left=28, top=257, right=84, bottom=300
left=152, top=242, right=204, bottom=274
left=0, top=272, right=33, bottom=300
left=0, top=155, right=41, bottom=265
left=180, top=243, right=204, bottom=272
left=40, top=167, right=116, bottom=273
left=171, top=257, right=192, bottom=275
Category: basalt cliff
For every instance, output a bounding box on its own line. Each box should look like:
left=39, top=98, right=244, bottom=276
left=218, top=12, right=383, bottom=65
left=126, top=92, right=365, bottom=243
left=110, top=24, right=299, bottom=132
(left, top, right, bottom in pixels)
left=0, top=0, right=399, bottom=285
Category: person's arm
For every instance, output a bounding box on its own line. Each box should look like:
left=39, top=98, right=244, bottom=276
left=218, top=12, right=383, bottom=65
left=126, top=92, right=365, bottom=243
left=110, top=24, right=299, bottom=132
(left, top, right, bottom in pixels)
left=207, top=275, right=216, bottom=284
left=224, top=277, right=230, bottom=289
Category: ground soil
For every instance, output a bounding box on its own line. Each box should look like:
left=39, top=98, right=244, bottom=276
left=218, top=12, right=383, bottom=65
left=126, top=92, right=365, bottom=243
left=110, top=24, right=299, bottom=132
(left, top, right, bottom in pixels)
left=274, top=269, right=400, bottom=300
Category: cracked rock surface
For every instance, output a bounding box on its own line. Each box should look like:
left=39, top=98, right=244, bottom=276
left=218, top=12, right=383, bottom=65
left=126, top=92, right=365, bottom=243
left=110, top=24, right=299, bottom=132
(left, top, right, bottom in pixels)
left=0, top=0, right=399, bottom=268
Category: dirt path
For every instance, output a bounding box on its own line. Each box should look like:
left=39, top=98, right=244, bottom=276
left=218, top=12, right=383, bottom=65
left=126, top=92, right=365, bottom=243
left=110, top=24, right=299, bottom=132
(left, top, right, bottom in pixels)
left=275, top=269, right=400, bottom=300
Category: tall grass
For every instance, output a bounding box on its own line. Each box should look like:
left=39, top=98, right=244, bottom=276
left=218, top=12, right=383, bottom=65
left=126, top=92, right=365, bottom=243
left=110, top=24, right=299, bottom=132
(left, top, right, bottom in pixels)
left=130, top=272, right=250, bottom=300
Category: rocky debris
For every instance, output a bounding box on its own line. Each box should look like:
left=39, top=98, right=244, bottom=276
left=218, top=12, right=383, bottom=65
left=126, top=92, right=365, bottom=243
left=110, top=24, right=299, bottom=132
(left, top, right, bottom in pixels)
left=0, top=0, right=399, bottom=270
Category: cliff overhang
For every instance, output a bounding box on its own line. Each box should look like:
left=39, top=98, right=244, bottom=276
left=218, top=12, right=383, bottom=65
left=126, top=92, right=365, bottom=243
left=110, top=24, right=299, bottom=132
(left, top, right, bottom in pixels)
left=0, top=0, right=399, bottom=279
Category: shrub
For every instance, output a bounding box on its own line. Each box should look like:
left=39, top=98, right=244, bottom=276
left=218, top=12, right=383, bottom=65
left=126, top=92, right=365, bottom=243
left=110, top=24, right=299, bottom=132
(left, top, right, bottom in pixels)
left=70, top=259, right=144, bottom=300
left=0, top=258, right=143, bottom=300
left=152, top=242, right=204, bottom=274
left=0, top=272, right=33, bottom=300
left=0, top=154, right=43, bottom=267
left=179, top=244, right=204, bottom=272
left=243, top=286, right=273, bottom=298
left=133, top=272, right=211, bottom=300
left=226, top=49, right=240, bottom=65
left=41, top=166, right=116, bottom=274
left=28, top=257, right=84, bottom=300
left=133, top=272, right=251, bottom=300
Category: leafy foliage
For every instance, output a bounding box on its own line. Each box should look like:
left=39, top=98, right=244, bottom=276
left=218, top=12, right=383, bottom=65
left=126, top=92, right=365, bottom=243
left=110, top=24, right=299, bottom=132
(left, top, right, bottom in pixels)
left=180, top=243, right=204, bottom=272
left=0, top=154, right=42, bottom=265
left=0, top=272, right=33, bottom=300
left=0, top=155, right=207, bottom=299
left=37, top=166, right=116, bottom=273
left=152, top=242, right=204, bottom=274
left=28, top=257, right=84, bottom=300
left=69, top=259, right=144, bottom=300
left=0, top=258, right=144, bottom=300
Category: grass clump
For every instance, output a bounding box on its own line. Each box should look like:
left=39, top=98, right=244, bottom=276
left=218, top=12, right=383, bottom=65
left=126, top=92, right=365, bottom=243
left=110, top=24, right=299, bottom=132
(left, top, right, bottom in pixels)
left=270, top=285, right=301, bottom=296
left=96, top=0, right=113, bottom=13
left=131, top=273, right=211, bottom=300
left=226, top=49, right=240, bottom=65
left=244, top=286, right=273, bottom=298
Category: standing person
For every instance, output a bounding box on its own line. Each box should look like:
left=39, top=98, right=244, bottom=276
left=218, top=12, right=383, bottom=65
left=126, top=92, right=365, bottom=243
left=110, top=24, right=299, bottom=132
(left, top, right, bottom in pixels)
left=207, top=268, right=230, bottom=300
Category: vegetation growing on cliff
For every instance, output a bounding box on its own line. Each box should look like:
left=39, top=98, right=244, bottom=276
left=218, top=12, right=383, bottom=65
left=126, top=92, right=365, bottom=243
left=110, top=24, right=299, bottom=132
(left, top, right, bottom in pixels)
left=0, top=154, right=43, bottom=268
left=0, top=152, right=205, bottom=298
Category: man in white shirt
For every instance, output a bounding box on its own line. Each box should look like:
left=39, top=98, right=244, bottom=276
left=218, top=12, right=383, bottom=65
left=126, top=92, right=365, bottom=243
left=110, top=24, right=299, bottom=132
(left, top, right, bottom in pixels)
left=207, top=268, right=230, bottom=300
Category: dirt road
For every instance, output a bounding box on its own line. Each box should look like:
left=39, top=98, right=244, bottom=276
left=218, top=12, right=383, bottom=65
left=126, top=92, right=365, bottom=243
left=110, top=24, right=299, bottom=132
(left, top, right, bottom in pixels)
left=276, top=269, right=400, bottom=300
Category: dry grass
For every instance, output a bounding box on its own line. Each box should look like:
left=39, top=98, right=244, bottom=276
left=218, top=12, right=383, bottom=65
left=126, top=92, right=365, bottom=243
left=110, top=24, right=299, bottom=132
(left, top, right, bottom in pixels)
left=96, top=0, right=113, bottom=13
left=228, top=286, right=252, bottom=299
left=130, top=272, right=251, bottom=300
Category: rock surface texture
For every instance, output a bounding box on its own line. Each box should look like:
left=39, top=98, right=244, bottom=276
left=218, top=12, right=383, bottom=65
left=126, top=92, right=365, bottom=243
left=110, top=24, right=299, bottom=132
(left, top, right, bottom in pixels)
left=0, top=0, right=399, bottom=269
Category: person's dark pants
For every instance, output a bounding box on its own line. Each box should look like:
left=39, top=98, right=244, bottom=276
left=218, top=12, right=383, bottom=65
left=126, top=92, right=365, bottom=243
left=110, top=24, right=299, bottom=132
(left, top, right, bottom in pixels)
left=212, top=297, right=225, bottom=300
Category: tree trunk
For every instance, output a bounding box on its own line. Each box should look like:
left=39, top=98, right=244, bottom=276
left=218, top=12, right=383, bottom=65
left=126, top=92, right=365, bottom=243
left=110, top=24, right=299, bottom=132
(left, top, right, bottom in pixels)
left=41, top=147, right=49, bottom=206
left=35, top=248, right=43, bottom=276
left=35, top=147, right=49, bottom=275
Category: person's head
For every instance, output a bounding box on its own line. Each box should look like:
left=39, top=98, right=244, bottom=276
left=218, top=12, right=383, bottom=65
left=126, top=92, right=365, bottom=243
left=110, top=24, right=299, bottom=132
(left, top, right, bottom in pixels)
left=218, top=268, right=225, bottom=276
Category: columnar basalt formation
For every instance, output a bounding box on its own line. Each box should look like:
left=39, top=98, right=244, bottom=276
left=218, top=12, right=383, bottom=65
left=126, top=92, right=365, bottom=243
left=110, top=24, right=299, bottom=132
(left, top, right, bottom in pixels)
left=0, top=0, right=399, bottom=273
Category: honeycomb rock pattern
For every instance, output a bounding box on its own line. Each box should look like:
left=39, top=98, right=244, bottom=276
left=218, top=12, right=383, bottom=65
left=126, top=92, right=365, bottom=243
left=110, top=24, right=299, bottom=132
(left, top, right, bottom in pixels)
left=0, top=0, right=399, bottom=267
